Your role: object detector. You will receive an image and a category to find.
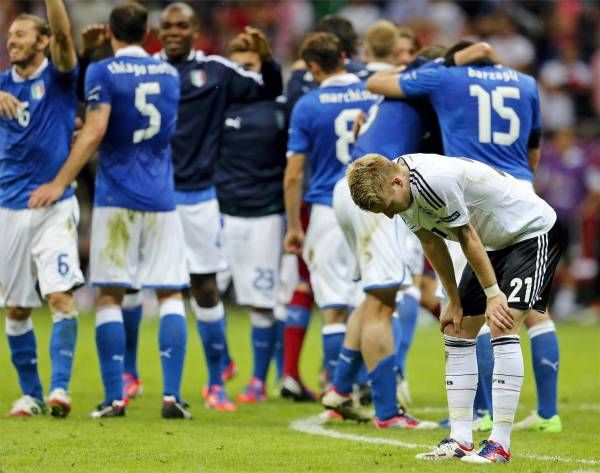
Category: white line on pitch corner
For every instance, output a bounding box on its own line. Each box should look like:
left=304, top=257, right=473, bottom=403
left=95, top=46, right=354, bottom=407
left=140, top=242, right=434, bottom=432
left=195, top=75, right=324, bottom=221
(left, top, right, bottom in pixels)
left=289, top=415, right=600, bottom=466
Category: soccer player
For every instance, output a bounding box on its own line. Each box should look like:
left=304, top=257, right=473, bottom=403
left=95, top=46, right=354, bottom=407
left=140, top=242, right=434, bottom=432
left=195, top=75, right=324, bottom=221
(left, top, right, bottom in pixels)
left=367, top=41, right=562, bottom=433
left=29, top=3, right=190, bottom=420
left=284, top=31, right=376, bottom=410
left=348, top=153, right=561, bottom=463
left=281, top=16, right=366, bottom=402
left=0, top=0, right=83, bottom=417
left=117, top=3, right=279, bottom=411
left=322, top=21, right=436, bottom=429
left=215, top=36, right=286, bottom=403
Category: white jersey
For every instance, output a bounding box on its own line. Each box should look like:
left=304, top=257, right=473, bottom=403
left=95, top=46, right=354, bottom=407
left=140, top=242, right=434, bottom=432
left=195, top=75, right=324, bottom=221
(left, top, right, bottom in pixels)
left=397, top=154, right=556, bottom=251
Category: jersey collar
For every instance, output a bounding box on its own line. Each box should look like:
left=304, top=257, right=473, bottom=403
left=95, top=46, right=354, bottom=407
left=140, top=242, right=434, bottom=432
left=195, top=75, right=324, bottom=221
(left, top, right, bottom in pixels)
left=366, top=62, right=394, bottom=72
left=115, top=45, right=149, bottom=58
left=11, top=57, right=48, bottom=83
left=157, top=49, right=205, bottom=62
left=320, top=72, right=361, bottom=88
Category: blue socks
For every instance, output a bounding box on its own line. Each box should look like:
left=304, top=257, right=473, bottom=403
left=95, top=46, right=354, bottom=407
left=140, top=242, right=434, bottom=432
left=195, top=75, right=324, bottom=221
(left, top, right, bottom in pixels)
left=394, top=290, right=419, bottom=378
left=368, top=355, right=398, bottom=421
left=476, top=327, right=493, bottom=414
left=96, top=306, right=125, bottom=404
left=49, top=313, right=77, bottom=392
left=529, top=321, right=559, bottom=419
left=322, top=323, right=346, bottom=382
left=273, top=318, right=285, bottom=379
left=122, top=292, right=143, bottom=379
left=221, top=316, right=233, bottom=368
left=6, top=318, right=43, bottom=400
left=286, top=304, right=311, bottom=329
left=332, top=346, right=362, bottom=395
left=158, top=300, right=187, bottom=400
left=193, top=300, right=226, bottom=387
left=250, top=311, right=277, bottom=382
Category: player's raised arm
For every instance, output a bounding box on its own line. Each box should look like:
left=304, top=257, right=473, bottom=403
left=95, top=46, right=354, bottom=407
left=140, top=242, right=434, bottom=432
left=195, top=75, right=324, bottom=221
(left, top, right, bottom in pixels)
left=45, top=0, right=77, bottom=72
left=28, top=103, right=110, bottom=208
left=366, top=69, right=404, bottom=98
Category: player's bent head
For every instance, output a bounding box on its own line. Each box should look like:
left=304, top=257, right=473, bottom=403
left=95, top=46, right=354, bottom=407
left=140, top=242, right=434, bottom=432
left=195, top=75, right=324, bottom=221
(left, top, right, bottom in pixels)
left=300, top=32, right=344, bottom=76
left=347, top=154, right=396, bottom=213
left=417, top=44, right=447, bottom=61
left=395, top=26, right=420, bottom=65
left=363, top=20, right=400, bottom=63
left=314, top=15, right=358, bottom=58
left=8, top=14, right=51, bottom=66
left=109, top=2, right=148, bottom=45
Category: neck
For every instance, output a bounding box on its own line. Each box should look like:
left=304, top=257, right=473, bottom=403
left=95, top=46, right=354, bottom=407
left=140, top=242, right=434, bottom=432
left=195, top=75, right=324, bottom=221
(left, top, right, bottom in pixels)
left=14, top=54, right=45, bottom=79
left=316, top=67, right=347, bottom=84
left=112, top=40, right=142, bottom=54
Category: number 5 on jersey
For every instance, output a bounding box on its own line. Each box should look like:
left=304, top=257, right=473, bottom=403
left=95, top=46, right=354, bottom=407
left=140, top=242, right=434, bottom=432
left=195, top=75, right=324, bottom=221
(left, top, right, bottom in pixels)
left=133, top=82, right=161, bottom=143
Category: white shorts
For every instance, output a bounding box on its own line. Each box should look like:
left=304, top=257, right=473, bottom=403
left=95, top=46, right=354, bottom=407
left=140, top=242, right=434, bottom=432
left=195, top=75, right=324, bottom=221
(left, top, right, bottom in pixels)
left=90, top=207, right=189, bottom=290
left=395, top=219, right=425, bottom=276
left=303, top=204, right=355, bottom=309
left=222, top=213, right=284, bottom=308
left=333, top=178, right=411, bottom=291
left=177, top=198, right=228, bottom=275
left=0, top=196, right=84, bottom=307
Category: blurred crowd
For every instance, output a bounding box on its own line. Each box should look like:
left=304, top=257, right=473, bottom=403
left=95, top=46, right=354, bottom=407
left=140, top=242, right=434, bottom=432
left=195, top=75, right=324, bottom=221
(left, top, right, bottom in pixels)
left=1, top=0, right=599, bottom=317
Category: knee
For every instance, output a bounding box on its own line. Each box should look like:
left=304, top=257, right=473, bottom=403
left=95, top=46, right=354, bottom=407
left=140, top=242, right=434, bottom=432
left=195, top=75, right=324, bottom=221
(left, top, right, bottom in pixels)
left=191, top=274, right=219, bottom=307
left=323, top=307, right=347, bottom=325
left=7, top=306, right=32, bottom=320
left=47, top=291, right=75, bottom=314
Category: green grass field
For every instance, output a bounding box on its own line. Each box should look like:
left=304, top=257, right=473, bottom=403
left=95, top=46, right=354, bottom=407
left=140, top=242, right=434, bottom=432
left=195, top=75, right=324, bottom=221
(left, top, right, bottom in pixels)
left=0, top=306, right=599, bottom=473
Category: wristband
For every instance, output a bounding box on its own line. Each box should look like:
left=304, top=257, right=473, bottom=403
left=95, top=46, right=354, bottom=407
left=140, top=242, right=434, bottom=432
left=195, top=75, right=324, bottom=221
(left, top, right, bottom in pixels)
left=484, top=283, right=501, bottom=299
left=443, top=54, right=456, bottom=67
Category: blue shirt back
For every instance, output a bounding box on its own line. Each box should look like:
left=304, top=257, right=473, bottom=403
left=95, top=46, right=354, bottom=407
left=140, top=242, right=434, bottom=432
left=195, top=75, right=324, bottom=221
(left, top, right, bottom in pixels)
left=287, top=73, right=376, bottom=206
left=85, top=47, right=180, bottom=211
left=400, top=64, right=541, bottom=181
left=0, top=59, right=77, bottom=209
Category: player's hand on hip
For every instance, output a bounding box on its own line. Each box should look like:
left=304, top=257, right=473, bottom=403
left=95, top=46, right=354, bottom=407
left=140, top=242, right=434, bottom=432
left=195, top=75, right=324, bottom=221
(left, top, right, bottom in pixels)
left=440, top=299, right=463, bottom=334
left=28, top=182, right=66, bottom=208
left=0, top=91, right=24, bottom=120
left=284, top=228, right=304, bottom=255
left=485, top=292, right=514, bottom=331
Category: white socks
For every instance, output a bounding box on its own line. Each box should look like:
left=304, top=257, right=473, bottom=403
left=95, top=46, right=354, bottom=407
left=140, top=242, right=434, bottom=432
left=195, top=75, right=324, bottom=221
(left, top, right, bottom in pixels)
left=490, top=335, right=524, bottom=451
left=444, top=335, right=477, bottom=447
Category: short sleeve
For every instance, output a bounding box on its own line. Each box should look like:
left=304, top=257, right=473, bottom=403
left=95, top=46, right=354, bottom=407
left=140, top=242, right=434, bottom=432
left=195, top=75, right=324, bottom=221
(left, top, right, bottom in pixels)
left=286, top=97, right=311, bottom=156
left=48, top=60, right=78, bottom=89
left=84, top=63, right=112, bottom=108
left=399, top=64, right=444, bottom=98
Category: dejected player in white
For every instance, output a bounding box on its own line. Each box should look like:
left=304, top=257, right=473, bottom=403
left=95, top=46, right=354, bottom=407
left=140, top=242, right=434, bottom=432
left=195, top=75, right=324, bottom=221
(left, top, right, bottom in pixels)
left=0, top=0, right=83, bottom=417
left=348, top=153, right=561, bottom=463
left=30, top=3, right=191, bottom=420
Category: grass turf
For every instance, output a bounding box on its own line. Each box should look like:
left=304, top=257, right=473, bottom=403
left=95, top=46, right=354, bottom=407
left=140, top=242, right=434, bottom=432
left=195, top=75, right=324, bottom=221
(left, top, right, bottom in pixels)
left=0, top=306, right=599, bottom=472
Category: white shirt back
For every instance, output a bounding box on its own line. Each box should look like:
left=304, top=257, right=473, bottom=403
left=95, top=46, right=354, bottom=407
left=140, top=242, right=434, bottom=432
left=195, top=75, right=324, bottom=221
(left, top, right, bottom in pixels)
left=397, top=154, right=556, bottom=250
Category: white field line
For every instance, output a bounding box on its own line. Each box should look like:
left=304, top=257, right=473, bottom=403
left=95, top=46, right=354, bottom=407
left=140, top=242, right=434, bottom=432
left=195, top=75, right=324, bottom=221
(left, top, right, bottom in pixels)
left=289, top=415, right=600, bottom=466
left=410, top=403, right=600, bottom=414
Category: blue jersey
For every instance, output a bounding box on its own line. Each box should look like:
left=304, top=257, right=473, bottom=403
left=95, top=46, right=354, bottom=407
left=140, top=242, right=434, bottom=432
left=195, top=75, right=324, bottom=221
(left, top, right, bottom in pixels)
left=85, top=47, right=180, bottom=211
left=351, top=97, right=422, bottom=161
left=287, top=73, right=376, bottom=206
left=400, top=64, right=541, bottom=181
left=0, top=59, right=78, bottom=209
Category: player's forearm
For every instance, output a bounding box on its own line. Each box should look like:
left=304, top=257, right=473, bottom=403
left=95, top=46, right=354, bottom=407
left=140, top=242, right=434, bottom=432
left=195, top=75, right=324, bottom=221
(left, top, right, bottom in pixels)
left=528, top=148, right=541, bottom=173
left=456, top=224, right=497, bottom=290
left=416, top=229, right=460, bottom=302
left=454, top=42, right=500, bottom=66
left=53, top=127, right=102, bottom=189
left=45, top=0, right=77, bottom=71
left=366, top=72, right=403, bottom=98
left=284, top=156, right=305, bottom=230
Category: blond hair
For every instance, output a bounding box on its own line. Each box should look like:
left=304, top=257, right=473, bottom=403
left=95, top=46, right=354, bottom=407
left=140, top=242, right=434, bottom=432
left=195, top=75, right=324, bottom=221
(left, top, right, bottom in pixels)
left=347, top=154, right=397, bottom=211
left=364, top=20, right=399, bottom=60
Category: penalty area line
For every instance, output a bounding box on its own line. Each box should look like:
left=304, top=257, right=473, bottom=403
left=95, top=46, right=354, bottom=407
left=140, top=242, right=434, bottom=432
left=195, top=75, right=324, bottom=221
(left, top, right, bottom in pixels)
left=289, top=415, right=600, bottom=466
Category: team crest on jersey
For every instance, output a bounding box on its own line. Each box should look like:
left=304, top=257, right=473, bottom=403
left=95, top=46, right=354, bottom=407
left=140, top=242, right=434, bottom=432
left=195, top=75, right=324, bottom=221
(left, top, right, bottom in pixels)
left=30, top=80, right=45, bottom=100
left=190, top=70, right=206, bottom=88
